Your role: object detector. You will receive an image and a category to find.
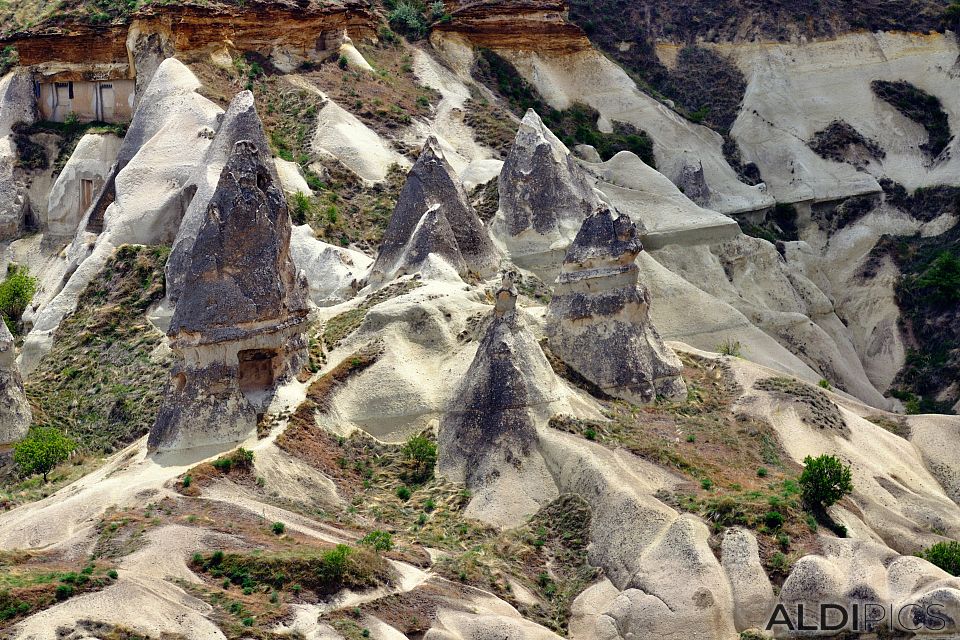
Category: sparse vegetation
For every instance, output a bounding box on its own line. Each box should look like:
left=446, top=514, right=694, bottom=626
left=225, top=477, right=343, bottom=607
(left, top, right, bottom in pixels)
left=0, top=553, right=115, bottom=625
left=717, top=339, right=742, bottom=357
left=24, top=244, right=170, bottom=455
left=402, top=434, right=437, bottom=484
left=755, top=377, right=847, bottom=433
left=871, top=80, right=952, bottom=160
left=808, top=119, right=885, bottom=166
left=0, top=263, right=37, bottom=334
left=471, top=48, right=656, bottom=166
left=870, top=218, right=960, bottom=413
left=0, top=45, right=18, bottom=76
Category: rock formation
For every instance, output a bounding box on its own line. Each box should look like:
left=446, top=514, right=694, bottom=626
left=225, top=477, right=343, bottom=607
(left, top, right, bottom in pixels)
left=44, top=133, right=122, bottom=238
left=289, top=224, right=371, bottom=307
left=545, top=206, right=687, bottom=403
left=491, top=109, right=601, bottom=268
left=439, top=272, right=558, bottom=525
left=148, top=140, right=308, bottom=452
left=0, top=320, right=31, bottom=444
left=166, top=90, right=276, bottom=306
left=0, top=71, right=37, bottom=241
left=370, top=136, right=499, bottom=284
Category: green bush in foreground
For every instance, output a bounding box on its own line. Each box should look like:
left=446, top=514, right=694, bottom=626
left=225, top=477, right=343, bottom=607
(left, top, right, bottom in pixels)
left=0, top=264, right=37, bottom=334
left=799, top=454, right=853, bottom=510
left=919, top=540, right=960, bottom=576
left=14, top=427, right=76, bottom=482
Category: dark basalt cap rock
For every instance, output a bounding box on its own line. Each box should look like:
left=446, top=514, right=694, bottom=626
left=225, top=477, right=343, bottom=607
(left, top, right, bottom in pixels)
left=370, top=136, right=499, bottom=282
left=496, top=109, right=600, bottom=242
left=546, top=206, right=687, bottom=403
left=169, top=139, right=307, bottom=341
left=167, top=91, right=277, bottom=306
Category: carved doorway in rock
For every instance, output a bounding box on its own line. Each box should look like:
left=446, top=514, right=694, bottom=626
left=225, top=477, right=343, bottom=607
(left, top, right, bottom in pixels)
left=238, top=348, right=279, bottom=406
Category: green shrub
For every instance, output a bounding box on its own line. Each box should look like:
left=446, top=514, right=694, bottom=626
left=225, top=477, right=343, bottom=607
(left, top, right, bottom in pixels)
left=338, top=54, right=348, bottom=69
left=0, top=264, right=38, bottom=334
left=272, top=521, right=286, bottom=535
left=757, top=467, right=768, bottom=478
left=359, top=530, right=393, bottom=552
left=0, top=46, right=18, bottom=76
left=291, top=191, right=311, bottom=225
left=799, top=454, right=853, bottom=509
left=402, top=434, right=437, bottom=483
left=55, top=584, right=74, bottom=600
left=395, top=485, right=412, bottom=501
left=107, top=569, right=118, bottom=579
left=764, top=511, right=785, bottom=529
left=818, top=379, right=832, bottom=390
left=717, top=339, right=741, bottom=357
left=182, top=474, right=192, bottom=489
left=915, top=251, right=960, bottom=304
left=13, top=427, right=76, bottom=482
left=919, top=540, right=960, bottom=576
left=388, top=2, right=428, bottom=39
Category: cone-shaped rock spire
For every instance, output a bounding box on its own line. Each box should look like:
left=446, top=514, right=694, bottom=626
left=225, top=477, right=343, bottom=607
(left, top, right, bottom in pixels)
left=370, top=136, right=499, bottom=283
left=545, top=206, right=686, bottom=403
left=149, top=140, right=307, bottom=451
left=0, top=320, right=31, bottom=444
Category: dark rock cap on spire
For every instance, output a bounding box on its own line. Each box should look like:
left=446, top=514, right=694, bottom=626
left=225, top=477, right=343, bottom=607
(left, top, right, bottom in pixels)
left=371, top=136, right=499, bottom=282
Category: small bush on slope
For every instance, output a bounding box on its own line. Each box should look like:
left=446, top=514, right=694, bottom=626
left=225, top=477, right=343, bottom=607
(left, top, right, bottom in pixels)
left=0, top=263, right=37, bottom=334
left=13, top=427, right=75, bottom=482
left=799, top=454, right=853, bottom=510
left=919, top=540, right=960, bottom=576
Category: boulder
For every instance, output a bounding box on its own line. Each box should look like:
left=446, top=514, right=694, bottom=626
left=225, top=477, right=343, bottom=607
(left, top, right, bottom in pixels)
left=491, top=109, right=601, bottom=270
left=545, top=206, right=686, bottom=403
left=438, top=272, right=558, bottom=526
left=149, top=140, right=308, bottom=451
left=166, top=90, right=275, bottom=306
left=370, top=136, right=499, bottom=284
left=0, top=320, right=31, bottom=444
left=289, top=224, right=371, bottom=307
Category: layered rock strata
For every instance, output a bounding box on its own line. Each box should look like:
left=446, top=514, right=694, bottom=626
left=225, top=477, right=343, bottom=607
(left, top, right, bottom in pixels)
left=545, top=206, right=686, bottom=403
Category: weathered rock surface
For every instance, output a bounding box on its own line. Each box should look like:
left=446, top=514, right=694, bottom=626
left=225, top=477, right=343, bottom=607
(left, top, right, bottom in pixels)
left=777, top=538, right=960, bottom=637
left=546, top=207, right=686, bottom=403
left=491, top=109, right=600, bottom=270
left=166, top=89, right=275, bottom=307
left=0, top=71, right=37, bottom=241
left=19, top=58, right=222, bottom=376
left=149, top=140, right=307, bottom=451
left=439, top=273, right=559, bottom=526
left=583, top=150, right=740, bottom=249
left=44, top=133, right=122, bottom=238
left=0, top=320, right=31, bottom=444
left=370, top=136, right=499, bottom=284
left=289, top=224, right=371, bottom=307
left=721, top=527, right=775, bottom=631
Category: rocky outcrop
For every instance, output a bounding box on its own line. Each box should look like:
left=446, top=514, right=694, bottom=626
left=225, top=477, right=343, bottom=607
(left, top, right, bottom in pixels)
left=491, top=109, right=600, bottom=269
left=149, top=140, right=308, bottom=452
left=44, top=133, right=122, bottom=238
left=19, top=58, right=222, bottom=376
left=433, top=0, right=591, bottom=54
left=289, top=224, right=371, bottom=307
left=0, top=321, right=31, bottom=444
left=166, top=90, right=275, bottom=307
left=370, top=136, right=499, bottom=284
left=439, top=272, right=558, bottom=525
left=545, top=207, right=686, bottom=403
left=0, top=71, right=37, bottom=241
